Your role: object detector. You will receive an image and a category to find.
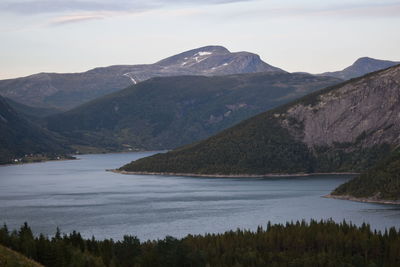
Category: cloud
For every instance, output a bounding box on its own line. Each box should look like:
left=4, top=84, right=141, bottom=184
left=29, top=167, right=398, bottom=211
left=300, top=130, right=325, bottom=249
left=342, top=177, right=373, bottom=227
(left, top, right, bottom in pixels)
left=0, top=0, right=148, bottom=14
left=50, top=12, right=111, bottom=25
left=46, top=7, right=206, bottom=26
left=0, top=0, right=252, bottom=15
left=0, top=0, right=251, bottom=26
left=4, top=0, right=399, bottom=27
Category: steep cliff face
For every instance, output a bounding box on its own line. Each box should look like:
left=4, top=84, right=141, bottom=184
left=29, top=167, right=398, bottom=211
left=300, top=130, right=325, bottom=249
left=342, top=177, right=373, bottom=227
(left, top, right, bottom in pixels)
left=119, top=65, right=400, bottom=175
left=281, top=65, right=400, bottom=148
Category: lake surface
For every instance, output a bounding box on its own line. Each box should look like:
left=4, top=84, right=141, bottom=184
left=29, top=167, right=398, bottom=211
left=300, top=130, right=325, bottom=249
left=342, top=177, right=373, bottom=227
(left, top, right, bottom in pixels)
left=0, top=151, right=399, bottom=241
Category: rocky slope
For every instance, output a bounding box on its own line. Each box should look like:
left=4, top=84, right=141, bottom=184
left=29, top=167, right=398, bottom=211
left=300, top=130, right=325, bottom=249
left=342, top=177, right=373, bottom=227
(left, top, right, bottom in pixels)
left=320, top=57, right=399, bottom=80
left=119, top=64, right=400, bottom=175
left=0, top=46, right=284, bottom=110
left=0, top=96, right=70, bottom=164
left=45, top=72, right=340, bottom=152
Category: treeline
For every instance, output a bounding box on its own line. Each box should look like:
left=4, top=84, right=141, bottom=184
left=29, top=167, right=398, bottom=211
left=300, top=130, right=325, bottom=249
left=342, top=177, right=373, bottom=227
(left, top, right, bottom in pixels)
left=1, top=220, right=400, bottom=267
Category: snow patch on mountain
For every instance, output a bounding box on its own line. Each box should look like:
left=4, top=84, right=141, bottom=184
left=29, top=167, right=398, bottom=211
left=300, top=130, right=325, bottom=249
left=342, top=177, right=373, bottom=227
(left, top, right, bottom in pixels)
left=197, top=51, right=213, bottom=56
left=123, top=73, right=138, bottom=84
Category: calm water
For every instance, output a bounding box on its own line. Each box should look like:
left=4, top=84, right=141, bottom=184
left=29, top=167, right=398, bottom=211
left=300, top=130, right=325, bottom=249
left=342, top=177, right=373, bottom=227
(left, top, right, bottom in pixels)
left=0, top=152, right=399, bottom=241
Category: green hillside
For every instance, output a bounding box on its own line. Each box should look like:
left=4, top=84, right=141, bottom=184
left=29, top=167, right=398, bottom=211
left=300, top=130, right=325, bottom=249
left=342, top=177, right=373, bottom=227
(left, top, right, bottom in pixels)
left=0, top=96, right=71, bottom=164
left=4, top=97, right=61, bottom=119
left=0, top=244, right=43, bottom=267
left=332, top=148, right=400, bottom=201
left=120, top=65, right=400, bottom=176
left=120, top=112, right=315, bottom=174
left=46, top=72, right=340, bottom=152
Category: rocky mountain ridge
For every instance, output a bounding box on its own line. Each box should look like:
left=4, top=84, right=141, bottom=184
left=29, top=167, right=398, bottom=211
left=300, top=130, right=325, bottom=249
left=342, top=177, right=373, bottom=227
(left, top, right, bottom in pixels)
left=0, top=46, right=283, bottom=110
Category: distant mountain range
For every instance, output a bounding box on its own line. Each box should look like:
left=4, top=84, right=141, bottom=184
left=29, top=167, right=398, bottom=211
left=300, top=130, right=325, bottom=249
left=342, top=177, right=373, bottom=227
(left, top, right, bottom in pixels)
left=45, top=72, right=340, bottom=152
left=0, top=46, right=283, bottom=110
left=0, top=96, right=70, bottom=164
left=1, top=44, right=397, bottom=111
left=120, top=64, right=400, bottom=176
left=320, top=57, right=399, bottom=80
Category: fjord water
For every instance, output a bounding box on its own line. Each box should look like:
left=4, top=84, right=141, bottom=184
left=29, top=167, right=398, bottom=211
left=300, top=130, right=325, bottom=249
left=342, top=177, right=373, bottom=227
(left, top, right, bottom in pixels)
left=0, top=152, right=399, bottom=241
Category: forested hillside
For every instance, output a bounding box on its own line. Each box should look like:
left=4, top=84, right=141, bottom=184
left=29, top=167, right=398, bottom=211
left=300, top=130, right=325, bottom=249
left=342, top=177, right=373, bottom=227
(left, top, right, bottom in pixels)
left=46, top=72, right=340, bottom=152
left=0, top=96, right=71, bottom=164
left=332, top=148, right=400, bottom=202
left=120, top=65, right=400, bottom=176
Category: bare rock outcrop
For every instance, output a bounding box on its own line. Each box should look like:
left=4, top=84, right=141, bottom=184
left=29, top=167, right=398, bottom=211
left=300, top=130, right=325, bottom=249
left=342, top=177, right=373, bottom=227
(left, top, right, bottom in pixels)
left=281, top=65, right=400, bottom=149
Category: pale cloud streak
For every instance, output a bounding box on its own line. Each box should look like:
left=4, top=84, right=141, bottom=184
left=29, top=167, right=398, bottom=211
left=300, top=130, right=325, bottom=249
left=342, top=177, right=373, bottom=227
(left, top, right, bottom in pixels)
left=48, top=7, right=206, bottom=25
left=50, top=12, right=115, bottom=25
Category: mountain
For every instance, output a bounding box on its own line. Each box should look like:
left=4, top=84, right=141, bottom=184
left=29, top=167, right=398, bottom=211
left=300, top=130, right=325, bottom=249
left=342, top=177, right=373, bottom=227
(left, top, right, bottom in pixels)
left=0, top=46, right=284, bottom=110
left=4, top=97, right=61, bottom=119
left=320, top=57, right=399, bottom=80
left=45, top=72, right=340, bottom=153
left=330, top=148, right=400, bottom=203
left=0, top=96, right=70, bottom=164
left=119, top=64, right=400, bottom=175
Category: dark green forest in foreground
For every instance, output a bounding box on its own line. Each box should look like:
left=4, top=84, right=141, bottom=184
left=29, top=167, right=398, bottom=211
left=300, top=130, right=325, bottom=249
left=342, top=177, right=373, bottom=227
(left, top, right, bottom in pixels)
left=1, top=220, right=399, bottom=267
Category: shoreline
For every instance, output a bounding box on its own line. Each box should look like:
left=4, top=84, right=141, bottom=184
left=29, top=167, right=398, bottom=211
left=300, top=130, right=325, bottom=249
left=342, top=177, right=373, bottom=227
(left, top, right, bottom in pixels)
left=0, top=150, right=162, bottom=167
left=0, top=156, right=77, bottom=167
left=324, top=194, right=400, bottom=205
left=109, top=169, right=359, bottom=178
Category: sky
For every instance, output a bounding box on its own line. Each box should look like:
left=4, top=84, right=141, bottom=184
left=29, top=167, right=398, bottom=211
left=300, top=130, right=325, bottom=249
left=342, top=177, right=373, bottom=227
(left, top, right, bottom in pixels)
left=1, top=0, right=400, bottom=79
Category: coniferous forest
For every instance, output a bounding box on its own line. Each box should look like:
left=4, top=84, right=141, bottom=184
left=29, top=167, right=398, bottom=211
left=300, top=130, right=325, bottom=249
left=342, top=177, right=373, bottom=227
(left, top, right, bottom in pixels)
left=332, top=148, right=400, bottom=200
left=1, top=220, right=399, bottom=267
